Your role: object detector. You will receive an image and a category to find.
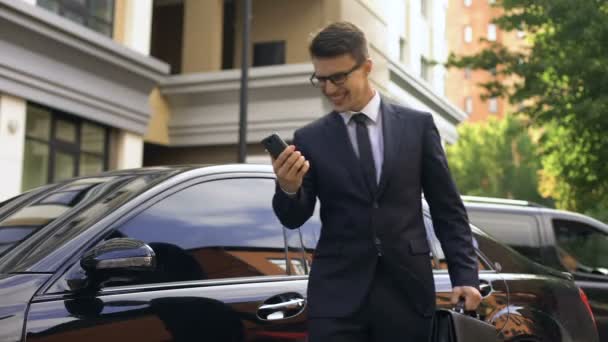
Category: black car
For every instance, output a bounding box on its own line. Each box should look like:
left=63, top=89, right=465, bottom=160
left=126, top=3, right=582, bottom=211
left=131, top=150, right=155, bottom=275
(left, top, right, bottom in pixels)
left=463, top=196, right=608, bottom=341
left=0, top=165, right=598, bottom=342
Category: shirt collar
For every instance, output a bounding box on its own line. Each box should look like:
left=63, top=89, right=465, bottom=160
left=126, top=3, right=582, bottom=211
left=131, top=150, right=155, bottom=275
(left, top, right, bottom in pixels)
left=339, top=91, right=381, bottom=124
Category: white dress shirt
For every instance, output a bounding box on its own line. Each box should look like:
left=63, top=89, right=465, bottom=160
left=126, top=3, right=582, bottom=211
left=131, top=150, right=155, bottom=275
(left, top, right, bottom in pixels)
left=339, top=91, right=384, bottom=183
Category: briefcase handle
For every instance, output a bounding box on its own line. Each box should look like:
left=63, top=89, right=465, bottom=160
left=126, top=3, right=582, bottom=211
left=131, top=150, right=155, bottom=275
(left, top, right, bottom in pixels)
left=454, top=299, right=479, bottom=319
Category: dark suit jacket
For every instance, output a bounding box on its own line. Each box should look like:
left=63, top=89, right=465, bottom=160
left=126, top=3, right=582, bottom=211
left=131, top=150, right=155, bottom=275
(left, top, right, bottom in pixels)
left=272, top=98, right=479, bottom=318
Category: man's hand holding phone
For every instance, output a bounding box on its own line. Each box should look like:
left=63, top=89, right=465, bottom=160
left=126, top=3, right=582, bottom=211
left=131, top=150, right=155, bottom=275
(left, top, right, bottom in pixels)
left=262, top=133, right=310, bottom=194
left=272, top=145, right=310, bottom=194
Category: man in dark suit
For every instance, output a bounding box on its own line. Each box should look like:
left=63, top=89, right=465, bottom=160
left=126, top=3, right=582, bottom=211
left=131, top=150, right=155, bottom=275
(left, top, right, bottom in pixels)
left=271, top=22, right=481, bottom=341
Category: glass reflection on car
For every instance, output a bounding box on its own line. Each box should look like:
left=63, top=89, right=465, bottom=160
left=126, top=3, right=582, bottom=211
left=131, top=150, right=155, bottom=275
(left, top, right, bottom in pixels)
left=0, top=178, right=107, bottom=257
left=111, top=178, right=293, bottom=286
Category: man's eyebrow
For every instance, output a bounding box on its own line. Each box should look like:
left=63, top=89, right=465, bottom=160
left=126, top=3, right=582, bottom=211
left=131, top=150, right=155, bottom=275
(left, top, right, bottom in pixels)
left=315, top=70, right=349, bottom=77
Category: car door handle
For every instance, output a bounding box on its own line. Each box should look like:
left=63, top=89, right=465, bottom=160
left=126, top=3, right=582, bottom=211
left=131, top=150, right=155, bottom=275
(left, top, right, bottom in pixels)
left=257, top=293, right=306, bottom=321
left=259, top=298, right=305, bottom=311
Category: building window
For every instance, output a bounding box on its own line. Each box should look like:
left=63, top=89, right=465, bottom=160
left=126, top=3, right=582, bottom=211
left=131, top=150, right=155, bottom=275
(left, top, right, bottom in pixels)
left=22, top=104, right=109, bottom=191
left=37, top=0, right=115, bottom=37
left=488, top=24, right=497, bottom=41
left=399, top=37, right=407, bottom=63
left=420, top=0, right=428, bottom=19
left=489, top=98, right=498, bottom=113
left=464, top=25, right=473, bottom=43
left=465, top=96, right=473, bottom=114
left=464, top=67, right=472, bottom=79
left=464, top=0, right=473, bottom=7
left=421, top=57, right=431, bottom=82
left=253, top=41, right=286, bottom=67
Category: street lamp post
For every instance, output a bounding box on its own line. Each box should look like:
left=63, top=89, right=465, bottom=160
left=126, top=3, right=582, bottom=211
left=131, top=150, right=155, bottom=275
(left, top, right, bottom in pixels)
left=238, top=0, right=251, bottom=163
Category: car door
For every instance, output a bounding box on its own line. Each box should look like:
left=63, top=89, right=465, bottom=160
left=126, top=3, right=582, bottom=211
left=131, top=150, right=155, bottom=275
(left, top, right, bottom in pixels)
left=423, top=215, right=510, bottom=332
left=25, top=176, right=309, bottom=342
left=551, top=218, right=608, bottom=341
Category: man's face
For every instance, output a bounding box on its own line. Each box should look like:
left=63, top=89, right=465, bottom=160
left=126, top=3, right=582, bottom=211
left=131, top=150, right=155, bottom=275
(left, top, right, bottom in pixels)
left=311, top=54, right=372, bottom=112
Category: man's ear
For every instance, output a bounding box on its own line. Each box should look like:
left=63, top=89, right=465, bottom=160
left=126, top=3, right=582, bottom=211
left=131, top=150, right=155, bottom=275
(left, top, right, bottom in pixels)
left=363, top=58, right=373, bottom=75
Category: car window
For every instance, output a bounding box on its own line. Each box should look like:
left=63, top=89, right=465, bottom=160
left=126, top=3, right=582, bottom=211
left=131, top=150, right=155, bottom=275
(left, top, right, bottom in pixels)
left=0, top=177, right=116, bottom=258
left=284, top=228, right=307, bottom=275
left=553, top=219, right=608, bottom=275
left=424, top=216, right=491, bottom=271
left=466, top=210, right=542, bottom=263
left=296, top=203, right=321, bottom=271
left=108, top=178, right=288, bottom=286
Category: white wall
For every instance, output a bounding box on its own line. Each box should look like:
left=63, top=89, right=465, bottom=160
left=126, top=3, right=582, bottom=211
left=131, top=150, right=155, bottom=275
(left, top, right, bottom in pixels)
left=121, top=0, right=153, bottom=55
left=0, top=94, right=26, bottom=200
left=430, top=0, right=448, bottom=96
left=115, top=130, right=143, bottom=169
left=384, top=0, right=448, bottom=95
left=116, top=0, right=152, bottom=169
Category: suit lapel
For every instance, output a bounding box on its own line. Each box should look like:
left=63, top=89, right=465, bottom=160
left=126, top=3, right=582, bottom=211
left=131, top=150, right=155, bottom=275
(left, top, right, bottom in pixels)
left=377, top=99, right=403, bottom=198
left=325, top=112, right=369, bottom=196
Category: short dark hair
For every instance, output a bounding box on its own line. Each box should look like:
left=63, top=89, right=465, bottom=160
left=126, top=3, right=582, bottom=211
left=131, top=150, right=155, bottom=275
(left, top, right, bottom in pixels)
left=309, top=22, right=369, bottom=63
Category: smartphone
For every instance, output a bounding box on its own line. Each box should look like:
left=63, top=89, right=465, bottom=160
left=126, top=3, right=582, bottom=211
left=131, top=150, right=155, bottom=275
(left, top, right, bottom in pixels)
left=261, top=133, right=289, bottom=159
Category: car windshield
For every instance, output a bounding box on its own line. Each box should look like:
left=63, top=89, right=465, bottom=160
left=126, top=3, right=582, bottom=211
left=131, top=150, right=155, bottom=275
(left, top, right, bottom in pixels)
left=0, top=177, right=125, bottom=258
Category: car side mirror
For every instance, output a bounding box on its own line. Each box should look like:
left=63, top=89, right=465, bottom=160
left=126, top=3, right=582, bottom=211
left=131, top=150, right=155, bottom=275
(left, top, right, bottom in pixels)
left=68, top=238, right=156, bottom=291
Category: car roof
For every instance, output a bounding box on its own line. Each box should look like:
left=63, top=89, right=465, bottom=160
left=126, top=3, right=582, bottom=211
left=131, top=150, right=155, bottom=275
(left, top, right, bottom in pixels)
left=463, top=196, right=608, bottom=232
left=98, top=164, right=273, bottom=177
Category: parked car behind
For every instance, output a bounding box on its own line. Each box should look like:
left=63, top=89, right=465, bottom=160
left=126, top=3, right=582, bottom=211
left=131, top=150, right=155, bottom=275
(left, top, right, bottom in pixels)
left=463, top=196, right=608, bottom=341
left=0, top=165, right=599, bottom=342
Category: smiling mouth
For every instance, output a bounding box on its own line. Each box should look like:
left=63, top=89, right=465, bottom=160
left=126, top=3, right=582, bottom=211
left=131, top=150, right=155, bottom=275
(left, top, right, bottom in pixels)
left=328, top=93, right=347, bottom=103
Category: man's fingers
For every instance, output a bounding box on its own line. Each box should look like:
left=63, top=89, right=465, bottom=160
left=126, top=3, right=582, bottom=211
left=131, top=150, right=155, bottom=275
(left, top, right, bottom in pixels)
left=296, top=160, right=310, bottom=178
left=452, top=286, right=482, bottom=311
left=276, top=149, right=299, bottom=176
left=287, top=155, right=306, bottom=178
left=274, top=145, right=295, bottom=169
left=281, top=151, right=301, bottom=175
left=464, top=290, right=482, bottom=311
left=450, top=287, right=463, bottom=305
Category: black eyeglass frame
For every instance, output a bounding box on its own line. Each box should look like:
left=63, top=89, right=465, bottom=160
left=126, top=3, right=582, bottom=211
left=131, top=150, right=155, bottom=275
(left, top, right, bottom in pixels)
left=309, top=62, right=363, bottom=88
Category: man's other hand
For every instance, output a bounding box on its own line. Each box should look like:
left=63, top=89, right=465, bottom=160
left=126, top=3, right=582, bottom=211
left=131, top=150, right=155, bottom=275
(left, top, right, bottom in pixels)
left=272, top=145, right=310, bottom=194
left=450, top=286, right=482, bottom=311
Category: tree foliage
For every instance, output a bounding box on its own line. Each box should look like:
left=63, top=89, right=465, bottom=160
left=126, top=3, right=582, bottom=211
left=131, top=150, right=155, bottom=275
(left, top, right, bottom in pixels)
left=446, top=115, right=550, bottom=206
left=447, top=0, right=608, bottom=222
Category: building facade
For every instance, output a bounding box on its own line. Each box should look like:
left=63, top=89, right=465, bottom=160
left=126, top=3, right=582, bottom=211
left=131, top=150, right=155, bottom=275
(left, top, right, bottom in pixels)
left=0, top=0, right=168, bottom=200
left=0, top=0, right=466, bottom=201
left=446, top=0, right=524, bottom=122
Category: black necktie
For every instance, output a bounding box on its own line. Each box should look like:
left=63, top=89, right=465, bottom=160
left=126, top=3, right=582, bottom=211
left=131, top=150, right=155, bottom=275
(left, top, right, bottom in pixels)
left=352, top=113, right=377, bottom=195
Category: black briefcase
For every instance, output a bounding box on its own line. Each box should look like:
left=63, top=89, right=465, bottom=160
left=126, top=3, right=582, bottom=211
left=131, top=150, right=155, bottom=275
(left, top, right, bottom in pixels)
left=429, top=305, right=502, bottom=342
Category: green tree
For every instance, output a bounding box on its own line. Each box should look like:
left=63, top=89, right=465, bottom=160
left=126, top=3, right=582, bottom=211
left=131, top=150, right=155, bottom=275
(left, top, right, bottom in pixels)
left=447, top=115, right=550, bottom=206
left=447, top=0, right=608, bottom=222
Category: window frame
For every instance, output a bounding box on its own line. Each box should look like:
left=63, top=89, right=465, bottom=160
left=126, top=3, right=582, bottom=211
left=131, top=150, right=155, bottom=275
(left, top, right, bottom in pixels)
left=423, top=214, right=496, bottom=274
left=37, top=0, right=115, bottom=37
left=252, top=41, right=286, bottom=67
left=24, top=103, right=110, bottom=191
left=551, top=218, right=608, bottom=273
left=487, top=23, right=497, bottom=41
left=464, top=25, right=473, bottom=43
left=489, top=98, right=498, bottom=113
left=464, top=96, right=473, bottom=114
left=464, top=67, right=472, bottom=80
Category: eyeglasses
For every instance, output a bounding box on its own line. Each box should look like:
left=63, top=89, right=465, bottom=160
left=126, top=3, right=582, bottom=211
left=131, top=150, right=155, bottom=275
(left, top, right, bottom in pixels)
left=309, top=63, right=362, bottom=88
